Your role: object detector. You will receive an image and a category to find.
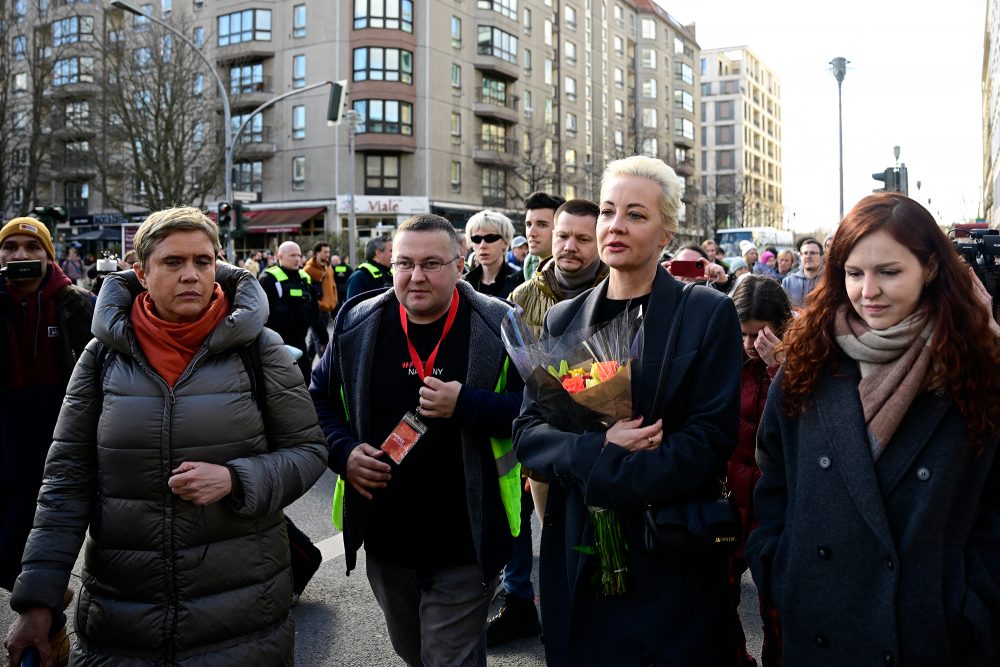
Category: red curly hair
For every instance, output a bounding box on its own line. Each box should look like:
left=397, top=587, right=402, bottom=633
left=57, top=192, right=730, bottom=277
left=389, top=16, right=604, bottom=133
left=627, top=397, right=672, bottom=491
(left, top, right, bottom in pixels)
left=781, top=192, right=1000, bottom=447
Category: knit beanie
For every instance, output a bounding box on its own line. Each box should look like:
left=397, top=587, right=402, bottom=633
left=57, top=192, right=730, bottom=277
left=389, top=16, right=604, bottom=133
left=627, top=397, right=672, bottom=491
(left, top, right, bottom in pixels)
left=0, top=217, right=55, bottom=259
left=739, top=240, right=758, bottom=257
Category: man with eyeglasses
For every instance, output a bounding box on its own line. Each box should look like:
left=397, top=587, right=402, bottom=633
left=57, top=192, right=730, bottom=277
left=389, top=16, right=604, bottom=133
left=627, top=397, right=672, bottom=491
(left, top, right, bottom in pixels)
left=311, top=214, right=525, bottom=666
left=782, top=237, right=824, bottom=309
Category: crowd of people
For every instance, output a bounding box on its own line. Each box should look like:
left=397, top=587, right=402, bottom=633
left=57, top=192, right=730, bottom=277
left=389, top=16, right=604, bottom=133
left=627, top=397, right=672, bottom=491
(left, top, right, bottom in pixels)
left=2, top=153, right=1000, bottom=667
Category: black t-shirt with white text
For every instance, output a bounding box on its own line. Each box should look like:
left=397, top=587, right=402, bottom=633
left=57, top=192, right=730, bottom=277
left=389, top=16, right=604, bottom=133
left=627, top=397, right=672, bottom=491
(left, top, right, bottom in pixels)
left=364, top=294, right=475, bottom=570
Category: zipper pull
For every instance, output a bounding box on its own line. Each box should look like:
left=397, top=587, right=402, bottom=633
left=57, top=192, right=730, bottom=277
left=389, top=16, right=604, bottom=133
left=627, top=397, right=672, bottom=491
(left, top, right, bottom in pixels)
left=168, top=387, right=175, bottom=405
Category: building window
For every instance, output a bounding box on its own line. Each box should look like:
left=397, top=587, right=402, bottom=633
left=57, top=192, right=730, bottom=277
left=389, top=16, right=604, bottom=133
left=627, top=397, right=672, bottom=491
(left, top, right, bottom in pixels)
left=52, top=16, right=95, bottom=46
left=477, top=0, right=516, bottom=21
left=193, top=74, right=204, bottom=95
left=564, top=148, right=577, bottom=172
left=717, top=150, right=735, bottom=169
left=135, top=4, right=152, bottom=30
left=365, top=154, right=400, bottom=195
left=613, top=35, right=624, bottom=55
left=482, top=167, right=506, bottom=204
left=53, top=57, right=94, bottom=86
left=232, top=113, right=265, bottom=143
left=64, top=181, right=89, bottom=211
left=642, top=78, right=657, bottom=98
left=292, top=156, right=305, bottom=190
left=480, top=122, right=507, bottom=151
left=565, top=112, right=577, bottom=135
left=354, top=0, right=413, bottom=32
left=564, top=76, right=576, bottom=100
left=675, top=62, right=693, bottom=85
left=613, top=66, right=624, bottom=88
left=292, top=54, right=306, bottom=88
left=13, top=72, right=28, bottom=93
left=481, top=77, right=508, bottom=105
left=564, top=5, right=576, bottom=28
left=613, top=129, right=624, bottom=150
left=716, top=125, right=735, bottom=145
left=451, top=16, right=461, bottom=48
left=613, top=3, right=623, bottom=23
left=674, top=37, right=685, bottom=55
left=13, top=0, right=26, bottom=18
left=353, top=47, right=413, bottom=84
left=477, top=26, right=517, bottom=64
left=451, top=112, right=461, bottom=144
left=218, top=9, right=272, bottom=46
left=543, top=59, right=553, bottom=85
left=13, top=35, right=26, bottom=59
left=565, top=40, right=577, bottom=65
left=701, top=82, right=712, bottom=96
left=641, top=47, right=656, bottom=68
left=642, top=137, right=657, bottom=157
left=613, top=98, right=624, bottom=119
left=674, top=117, right=694, bottom=140
left=717, top=174, right=735, bottom=194
left=640, top=18, right=655, bottom=39
left=192, top=26, right=204, bottom=47
left=721, top=80, right=740, bottom=95
left=523, top=7, right=531, bottom=31
left=230, top=63, right=264, bottom=94
left=641, top=107, right=657, bottom=129
left=235, top=161, right=263, bottom=192
left=66, top=100, right=89, bottom=125
left=674, top=89, right=693, bottom=113
left=293, top=4, right=306, bottom=38
left=543, top=19, right=552, bottom=46
left=353, top=99, right=413, bottom=135
left=193, top=0, right=204, bottom=9
left=523, top=48, right=532, bottom=73
left=450, top=161, right=461, bottom=192
left=193, top=121, right=205, bottom=148
left=292, top=105, right=305, bottom=139
left=716, top=100, right=735, bottom=120
left=523, top=90, right=532, bottom=115
left=451, top=63, right=462, bottom=89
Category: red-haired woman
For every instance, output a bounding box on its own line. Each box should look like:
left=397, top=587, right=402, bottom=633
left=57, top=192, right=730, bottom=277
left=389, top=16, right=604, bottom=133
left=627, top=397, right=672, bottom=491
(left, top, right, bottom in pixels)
left=746, top=192, right=1000, bottom=666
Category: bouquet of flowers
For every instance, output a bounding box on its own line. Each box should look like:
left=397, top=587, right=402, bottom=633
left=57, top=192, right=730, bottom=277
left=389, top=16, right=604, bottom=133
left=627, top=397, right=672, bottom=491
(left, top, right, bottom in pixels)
left=502, top=306, right=644, bottom=596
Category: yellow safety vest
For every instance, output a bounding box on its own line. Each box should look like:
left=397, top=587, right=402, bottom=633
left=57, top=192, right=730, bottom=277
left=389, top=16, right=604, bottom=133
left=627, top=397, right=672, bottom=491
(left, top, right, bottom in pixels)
left=264, top=265, right=311, bottom=297
left=332, top=357, right=521, bottom=537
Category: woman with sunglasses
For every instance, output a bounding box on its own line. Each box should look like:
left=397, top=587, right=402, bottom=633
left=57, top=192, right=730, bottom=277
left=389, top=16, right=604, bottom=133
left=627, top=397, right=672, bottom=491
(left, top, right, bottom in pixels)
left=747, top=193, right=1000, bottom=665
left=464, top=210, right=524, bottom=299
left=513, top=155, right=743, bottom=666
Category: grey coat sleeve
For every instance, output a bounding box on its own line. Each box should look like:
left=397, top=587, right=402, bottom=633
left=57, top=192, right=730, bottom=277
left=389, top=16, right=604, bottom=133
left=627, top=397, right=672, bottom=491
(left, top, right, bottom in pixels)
left=10, top=341, right=102, bottom=613
left=226, top=330, right=328, bottom=517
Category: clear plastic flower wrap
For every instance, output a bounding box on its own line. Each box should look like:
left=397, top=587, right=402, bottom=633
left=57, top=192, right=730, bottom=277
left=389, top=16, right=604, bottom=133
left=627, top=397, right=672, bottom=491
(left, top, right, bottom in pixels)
left=502, top=305, right=645, bottom=596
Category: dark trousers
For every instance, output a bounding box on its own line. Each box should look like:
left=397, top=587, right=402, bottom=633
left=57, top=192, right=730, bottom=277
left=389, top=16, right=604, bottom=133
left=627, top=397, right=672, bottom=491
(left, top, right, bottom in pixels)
left=729, top=554, right=782, bottom=667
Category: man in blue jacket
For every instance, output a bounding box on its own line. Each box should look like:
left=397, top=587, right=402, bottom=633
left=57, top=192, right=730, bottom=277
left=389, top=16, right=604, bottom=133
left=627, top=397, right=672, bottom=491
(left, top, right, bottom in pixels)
left=311, top=214, right=523, bottom=666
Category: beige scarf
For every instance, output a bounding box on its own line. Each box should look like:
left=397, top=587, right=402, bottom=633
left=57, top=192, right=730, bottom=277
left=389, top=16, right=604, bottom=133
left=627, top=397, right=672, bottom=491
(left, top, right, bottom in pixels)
left=833, top=306, right=935, bottom=460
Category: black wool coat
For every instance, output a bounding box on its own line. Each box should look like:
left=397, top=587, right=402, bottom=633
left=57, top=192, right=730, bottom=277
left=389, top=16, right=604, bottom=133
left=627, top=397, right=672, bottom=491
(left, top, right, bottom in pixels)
left=513, top=267, right=744, bottom=667
left=746, top=357, right=1000, bottom=666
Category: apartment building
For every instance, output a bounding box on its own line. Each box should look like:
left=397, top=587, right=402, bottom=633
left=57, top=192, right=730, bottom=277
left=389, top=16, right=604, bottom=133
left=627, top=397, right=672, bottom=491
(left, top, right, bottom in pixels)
left=5, top=0, right=703, bottom=254
left=984, top=0, right=1000, bottom=224
left=699, top=46, right=783, bottom=233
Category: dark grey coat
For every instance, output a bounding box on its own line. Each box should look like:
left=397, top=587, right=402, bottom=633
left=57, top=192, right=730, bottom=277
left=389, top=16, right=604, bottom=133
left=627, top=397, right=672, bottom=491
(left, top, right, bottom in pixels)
left=513, top=267, right=743, bottom=667
left=746, top=357, right=1000, bottom=666
left=10, top=264, right=328, bottom=666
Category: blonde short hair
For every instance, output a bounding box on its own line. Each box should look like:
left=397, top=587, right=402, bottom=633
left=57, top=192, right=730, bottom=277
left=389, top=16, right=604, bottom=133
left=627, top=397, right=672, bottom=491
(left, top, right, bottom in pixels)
left=133, top=207, right=221, bottom=269
left=600, top=155, right=681, bottom=234
left=465, top=210, right=514, bottom=248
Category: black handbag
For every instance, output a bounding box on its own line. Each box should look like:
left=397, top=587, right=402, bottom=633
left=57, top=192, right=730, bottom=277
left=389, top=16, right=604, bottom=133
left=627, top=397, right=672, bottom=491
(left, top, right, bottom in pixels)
left=642, top=282, right=740, bottom=559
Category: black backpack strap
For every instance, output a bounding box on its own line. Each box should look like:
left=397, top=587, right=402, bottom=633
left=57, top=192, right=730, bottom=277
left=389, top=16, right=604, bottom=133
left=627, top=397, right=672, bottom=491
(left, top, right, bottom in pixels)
left=239, top=334, right=267, bottom=416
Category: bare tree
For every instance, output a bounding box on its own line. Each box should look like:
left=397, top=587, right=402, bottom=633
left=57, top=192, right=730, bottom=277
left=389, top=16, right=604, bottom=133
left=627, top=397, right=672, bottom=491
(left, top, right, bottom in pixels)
left=89, top=13, right=224, bottom=213
left=505, top=122, right=558, bottom=205
left=0, top=1, right=16, bottom=216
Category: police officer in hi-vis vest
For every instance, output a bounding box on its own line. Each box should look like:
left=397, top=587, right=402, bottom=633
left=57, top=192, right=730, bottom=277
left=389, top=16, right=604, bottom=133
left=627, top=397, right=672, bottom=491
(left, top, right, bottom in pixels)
left=346, top=235, right=394, bottom=301
left=259, top=241, right=314, bottom=384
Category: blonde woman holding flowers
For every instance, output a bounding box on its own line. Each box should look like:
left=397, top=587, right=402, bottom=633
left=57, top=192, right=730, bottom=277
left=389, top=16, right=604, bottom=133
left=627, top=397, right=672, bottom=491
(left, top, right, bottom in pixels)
left=513, top=156, right=744, bottom=666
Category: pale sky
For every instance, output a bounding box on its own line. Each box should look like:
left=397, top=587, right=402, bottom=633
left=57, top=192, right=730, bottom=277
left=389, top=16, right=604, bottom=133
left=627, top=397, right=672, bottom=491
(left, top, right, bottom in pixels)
left=660, top=0, right=986, bottom=234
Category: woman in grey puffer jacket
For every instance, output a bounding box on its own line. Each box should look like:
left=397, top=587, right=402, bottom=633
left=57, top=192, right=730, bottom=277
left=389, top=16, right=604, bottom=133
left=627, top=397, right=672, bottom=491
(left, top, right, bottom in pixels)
left=5, top=208, right=328, bottom=666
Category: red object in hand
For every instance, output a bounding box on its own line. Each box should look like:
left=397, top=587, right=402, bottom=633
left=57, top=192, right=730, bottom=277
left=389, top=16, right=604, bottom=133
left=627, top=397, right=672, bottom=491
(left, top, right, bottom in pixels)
left=562, top=376, right=587, bottom=394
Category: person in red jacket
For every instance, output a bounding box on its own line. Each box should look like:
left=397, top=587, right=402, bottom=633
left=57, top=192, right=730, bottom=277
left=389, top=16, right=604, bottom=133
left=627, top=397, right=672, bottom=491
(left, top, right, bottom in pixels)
left=727, top=274, right=792, bottom=667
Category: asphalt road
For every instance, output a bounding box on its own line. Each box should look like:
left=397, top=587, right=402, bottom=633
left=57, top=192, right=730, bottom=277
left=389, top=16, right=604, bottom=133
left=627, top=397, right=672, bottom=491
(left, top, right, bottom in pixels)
left=1, top=470, right=764, bottom=665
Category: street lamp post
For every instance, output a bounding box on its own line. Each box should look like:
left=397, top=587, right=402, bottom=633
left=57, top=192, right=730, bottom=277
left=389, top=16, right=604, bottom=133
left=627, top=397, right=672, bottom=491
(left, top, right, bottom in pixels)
left=111, top=0, right=234, bottom=251
left=830, top=57, right=848, bottom=222
left=341, top=109, right=364, bottom=265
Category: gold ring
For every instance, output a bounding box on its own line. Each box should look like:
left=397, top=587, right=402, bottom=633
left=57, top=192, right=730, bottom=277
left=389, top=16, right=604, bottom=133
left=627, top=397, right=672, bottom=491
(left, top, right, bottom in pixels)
left=648, top=436, right=654, bottom=446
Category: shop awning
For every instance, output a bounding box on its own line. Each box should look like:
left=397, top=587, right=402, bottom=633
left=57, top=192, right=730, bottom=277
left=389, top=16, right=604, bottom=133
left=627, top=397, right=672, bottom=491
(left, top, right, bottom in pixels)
left=242, top=207, right=326, bottom=234
left=71, top=228, right=123, bottom=241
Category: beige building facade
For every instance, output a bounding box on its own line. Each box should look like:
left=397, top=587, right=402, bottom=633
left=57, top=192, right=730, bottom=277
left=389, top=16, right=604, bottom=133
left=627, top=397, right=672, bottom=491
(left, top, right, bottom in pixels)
left=698, top=46, right=783, bottom=234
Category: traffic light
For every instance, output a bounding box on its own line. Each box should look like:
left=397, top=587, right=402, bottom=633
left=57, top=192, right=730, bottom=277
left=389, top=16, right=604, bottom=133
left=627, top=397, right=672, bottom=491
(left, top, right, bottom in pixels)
left=31, top=206, right=67, bottom=234
left=217, top=202, right=232, bottom=229
left=326, top=80, right=347, bottom=126
left=872, top=168, right=897, bottom=193
left=233, top=201, right=246, bottom=238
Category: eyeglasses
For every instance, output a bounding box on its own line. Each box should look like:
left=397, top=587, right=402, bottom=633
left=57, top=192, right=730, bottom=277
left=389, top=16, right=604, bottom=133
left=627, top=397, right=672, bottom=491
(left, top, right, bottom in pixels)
left=801, top=251, right=821, bottom=256
left=391, top=257, right=460, bottom=273
left=470, top=234, right=503, bottom=244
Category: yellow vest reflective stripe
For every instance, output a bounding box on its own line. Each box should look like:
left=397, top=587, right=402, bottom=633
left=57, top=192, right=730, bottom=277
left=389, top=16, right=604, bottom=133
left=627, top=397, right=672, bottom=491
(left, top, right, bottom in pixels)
left=334, top=265, right=350, bottom=275
left=331, top=356, right=521, bottom=538
left=265, top=265, right=311, bottom=291
left=357, top=262, right=383, bottom=279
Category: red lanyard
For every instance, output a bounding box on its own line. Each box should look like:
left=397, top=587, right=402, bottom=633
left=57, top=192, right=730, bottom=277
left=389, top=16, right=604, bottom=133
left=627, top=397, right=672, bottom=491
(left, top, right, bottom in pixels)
left=399, top=288, right=460, bottom=380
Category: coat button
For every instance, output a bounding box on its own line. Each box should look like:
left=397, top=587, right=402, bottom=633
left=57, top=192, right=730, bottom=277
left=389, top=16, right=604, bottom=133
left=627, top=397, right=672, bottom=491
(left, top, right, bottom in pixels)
left=886, top=557, right=895, bottom=571
left=884, top=652, right=895, bottom=665
left=818, top=455, right=832, bottom=469
left=815, top=634, right=829, bottom=648
left=916, top=467, right=930, bottom=481
left=817, top=546, right=832, bottom=560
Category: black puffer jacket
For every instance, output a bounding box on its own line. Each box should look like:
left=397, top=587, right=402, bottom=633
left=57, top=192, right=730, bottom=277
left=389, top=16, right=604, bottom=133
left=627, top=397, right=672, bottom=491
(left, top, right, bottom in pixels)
left=10, top=264, right=328, bottom=665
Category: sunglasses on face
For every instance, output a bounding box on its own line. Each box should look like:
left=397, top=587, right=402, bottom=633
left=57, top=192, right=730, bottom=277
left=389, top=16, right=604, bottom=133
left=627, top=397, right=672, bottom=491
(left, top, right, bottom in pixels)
left=470, top=234, right=503, bottom=244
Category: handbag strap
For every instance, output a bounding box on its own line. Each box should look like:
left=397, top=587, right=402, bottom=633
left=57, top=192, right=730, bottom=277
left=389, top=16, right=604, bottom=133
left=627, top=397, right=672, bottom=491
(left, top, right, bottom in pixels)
left=648, top=282, right=695, bottom=423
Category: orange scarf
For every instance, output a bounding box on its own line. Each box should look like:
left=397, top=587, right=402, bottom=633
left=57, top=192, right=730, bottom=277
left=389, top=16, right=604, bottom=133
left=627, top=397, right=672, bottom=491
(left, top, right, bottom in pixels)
left=131, top=283, right=231, bottom=387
